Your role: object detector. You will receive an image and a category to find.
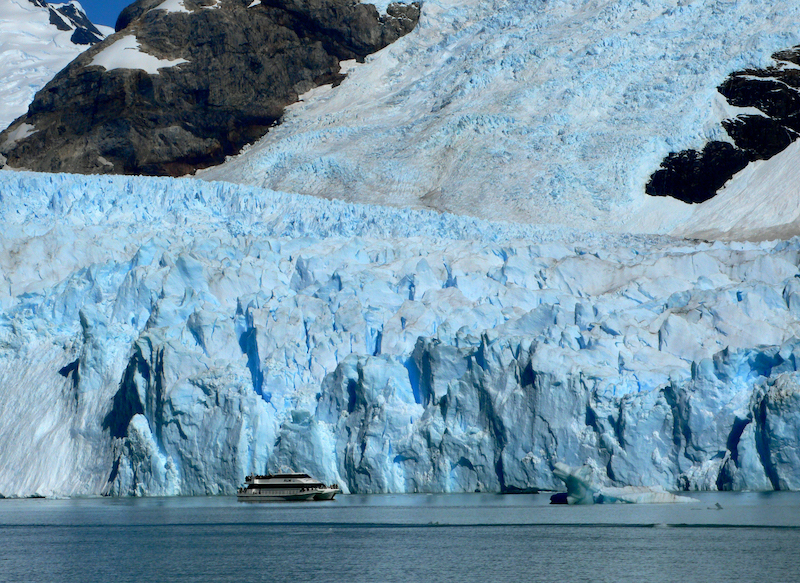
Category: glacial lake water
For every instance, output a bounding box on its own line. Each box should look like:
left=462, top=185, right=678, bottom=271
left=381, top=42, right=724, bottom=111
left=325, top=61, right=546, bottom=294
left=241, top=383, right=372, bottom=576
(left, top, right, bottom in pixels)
left=1, top=492, right=799, bottom=583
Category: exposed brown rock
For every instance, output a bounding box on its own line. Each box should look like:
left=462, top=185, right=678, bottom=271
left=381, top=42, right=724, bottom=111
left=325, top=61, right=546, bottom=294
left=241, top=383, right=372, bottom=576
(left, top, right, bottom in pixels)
left=0, top=0, right=419, bottom=176
left=646, top=45, right=800, bottom=204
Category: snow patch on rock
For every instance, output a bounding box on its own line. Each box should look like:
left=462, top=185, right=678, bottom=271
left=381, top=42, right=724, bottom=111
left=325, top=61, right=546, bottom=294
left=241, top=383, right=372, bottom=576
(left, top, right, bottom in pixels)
left=1, top=123, right=37, bottom=150
left=150, top=0, right=191, bottom=15
left=90, top=35, right=188, bottom=75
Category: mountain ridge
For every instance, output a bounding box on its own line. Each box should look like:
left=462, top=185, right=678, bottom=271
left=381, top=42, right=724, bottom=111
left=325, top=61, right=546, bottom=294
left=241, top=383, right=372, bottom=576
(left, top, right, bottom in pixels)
left=0, top=0, right=110, bottom=132
left=0, top=0, right=420, bottom=175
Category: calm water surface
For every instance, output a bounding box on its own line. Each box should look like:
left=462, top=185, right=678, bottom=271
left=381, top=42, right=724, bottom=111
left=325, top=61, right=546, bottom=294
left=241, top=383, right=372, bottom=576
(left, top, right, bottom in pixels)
left=1, top=492, right=799, bottom=583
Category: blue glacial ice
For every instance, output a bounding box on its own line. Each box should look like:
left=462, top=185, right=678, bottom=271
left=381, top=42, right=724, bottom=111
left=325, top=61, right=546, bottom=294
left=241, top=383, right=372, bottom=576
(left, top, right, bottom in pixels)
left=1, top=171, right=800, bottom=496
left=201, top=0, right=800, bottom=236
left=551, top=462, right=698, bottom=504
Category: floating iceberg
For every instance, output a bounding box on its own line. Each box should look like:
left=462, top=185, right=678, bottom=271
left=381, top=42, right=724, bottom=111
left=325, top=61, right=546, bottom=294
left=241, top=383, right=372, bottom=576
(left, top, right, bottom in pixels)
left=551, top=463, right=698, bottom=505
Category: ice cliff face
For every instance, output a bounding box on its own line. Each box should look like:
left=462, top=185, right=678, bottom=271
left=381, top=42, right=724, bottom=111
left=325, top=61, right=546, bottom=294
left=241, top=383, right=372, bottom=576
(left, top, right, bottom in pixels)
left=2, top=171, right=800, bottom=497
left=4, top=0, right=800, bottom=501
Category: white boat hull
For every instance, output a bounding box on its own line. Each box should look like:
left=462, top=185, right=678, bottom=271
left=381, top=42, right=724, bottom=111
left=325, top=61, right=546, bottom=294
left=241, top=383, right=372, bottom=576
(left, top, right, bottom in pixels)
left=236, top=473, right=341, bottom=501
left=312, top=488, right=340, bottom=500
left=237, top=490, right=318, bottom=501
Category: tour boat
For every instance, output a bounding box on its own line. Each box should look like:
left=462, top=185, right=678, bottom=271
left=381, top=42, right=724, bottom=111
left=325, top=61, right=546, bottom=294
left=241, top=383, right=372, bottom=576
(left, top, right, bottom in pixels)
left=237, top=473, right=341, bottom=501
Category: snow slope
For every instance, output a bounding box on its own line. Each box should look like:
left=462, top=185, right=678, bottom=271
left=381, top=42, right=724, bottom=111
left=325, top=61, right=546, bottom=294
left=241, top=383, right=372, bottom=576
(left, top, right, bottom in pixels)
left=200, top=0, right=800, bottom=238
left=2, top=171, right=800, bottom=497
left=0, top=0, right=111, bottom=132
left=669, top=140, right=800, bottom=241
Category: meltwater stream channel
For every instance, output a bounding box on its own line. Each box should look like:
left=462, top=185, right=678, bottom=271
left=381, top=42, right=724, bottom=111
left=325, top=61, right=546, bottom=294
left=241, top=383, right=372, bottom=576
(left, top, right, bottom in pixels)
left=1, top=492, right=799, bottom=583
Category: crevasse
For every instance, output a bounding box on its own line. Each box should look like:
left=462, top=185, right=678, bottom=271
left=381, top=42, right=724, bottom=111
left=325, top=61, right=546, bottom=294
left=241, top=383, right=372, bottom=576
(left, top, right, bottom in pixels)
left=1, top=172, right=799, bottom=497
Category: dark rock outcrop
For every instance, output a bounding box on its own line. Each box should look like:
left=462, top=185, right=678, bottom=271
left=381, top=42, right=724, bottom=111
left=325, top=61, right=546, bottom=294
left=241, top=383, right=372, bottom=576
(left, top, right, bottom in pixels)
left=647, top=47, right=800, bottom=204
left=646, top=141, right=751, bottom=205
left=1, top=0, right=420, bottom=176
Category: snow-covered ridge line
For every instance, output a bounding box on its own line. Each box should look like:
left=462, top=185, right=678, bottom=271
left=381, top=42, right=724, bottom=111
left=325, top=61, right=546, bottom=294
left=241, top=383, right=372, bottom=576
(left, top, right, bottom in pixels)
left=0, top=0, right=108, bottom=132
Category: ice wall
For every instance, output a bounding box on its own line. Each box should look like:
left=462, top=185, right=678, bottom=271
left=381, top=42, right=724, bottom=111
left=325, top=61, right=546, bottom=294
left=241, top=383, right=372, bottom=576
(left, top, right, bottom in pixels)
left=1, top=171, right=800, bottom=496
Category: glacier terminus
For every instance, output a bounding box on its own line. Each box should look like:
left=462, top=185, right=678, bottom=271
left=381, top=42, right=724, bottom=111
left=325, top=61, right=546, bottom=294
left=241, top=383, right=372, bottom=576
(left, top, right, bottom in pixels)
left=3, top=0, right=800, bottom=500
left=2, top=172, right=800, bottom=497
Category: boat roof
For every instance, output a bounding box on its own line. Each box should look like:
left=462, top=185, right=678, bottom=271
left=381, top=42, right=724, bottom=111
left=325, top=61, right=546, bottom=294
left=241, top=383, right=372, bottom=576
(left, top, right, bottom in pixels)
left=247, top=473, right=313, bottom=479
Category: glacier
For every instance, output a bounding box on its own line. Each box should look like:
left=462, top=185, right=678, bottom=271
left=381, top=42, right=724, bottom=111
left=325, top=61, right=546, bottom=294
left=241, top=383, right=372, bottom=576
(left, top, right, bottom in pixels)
left=2, top=171, right=800, bottom=497
left=200, top=0, right=800, bottom=237
left=5, top=0, right=800, bottom=499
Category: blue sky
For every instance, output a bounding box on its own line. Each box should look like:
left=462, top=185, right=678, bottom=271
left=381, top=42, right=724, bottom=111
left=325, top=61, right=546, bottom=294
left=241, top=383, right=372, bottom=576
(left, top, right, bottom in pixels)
left=72, top=0, right=131, bottom=27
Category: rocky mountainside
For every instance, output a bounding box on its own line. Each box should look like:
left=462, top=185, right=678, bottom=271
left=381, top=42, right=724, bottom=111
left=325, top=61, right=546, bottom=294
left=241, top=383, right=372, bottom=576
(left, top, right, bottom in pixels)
left=647, top=45, right=800, bottom=204
left=0, top=0, right=419, bottom=176
left=0, top=0, right=110, bottom=132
